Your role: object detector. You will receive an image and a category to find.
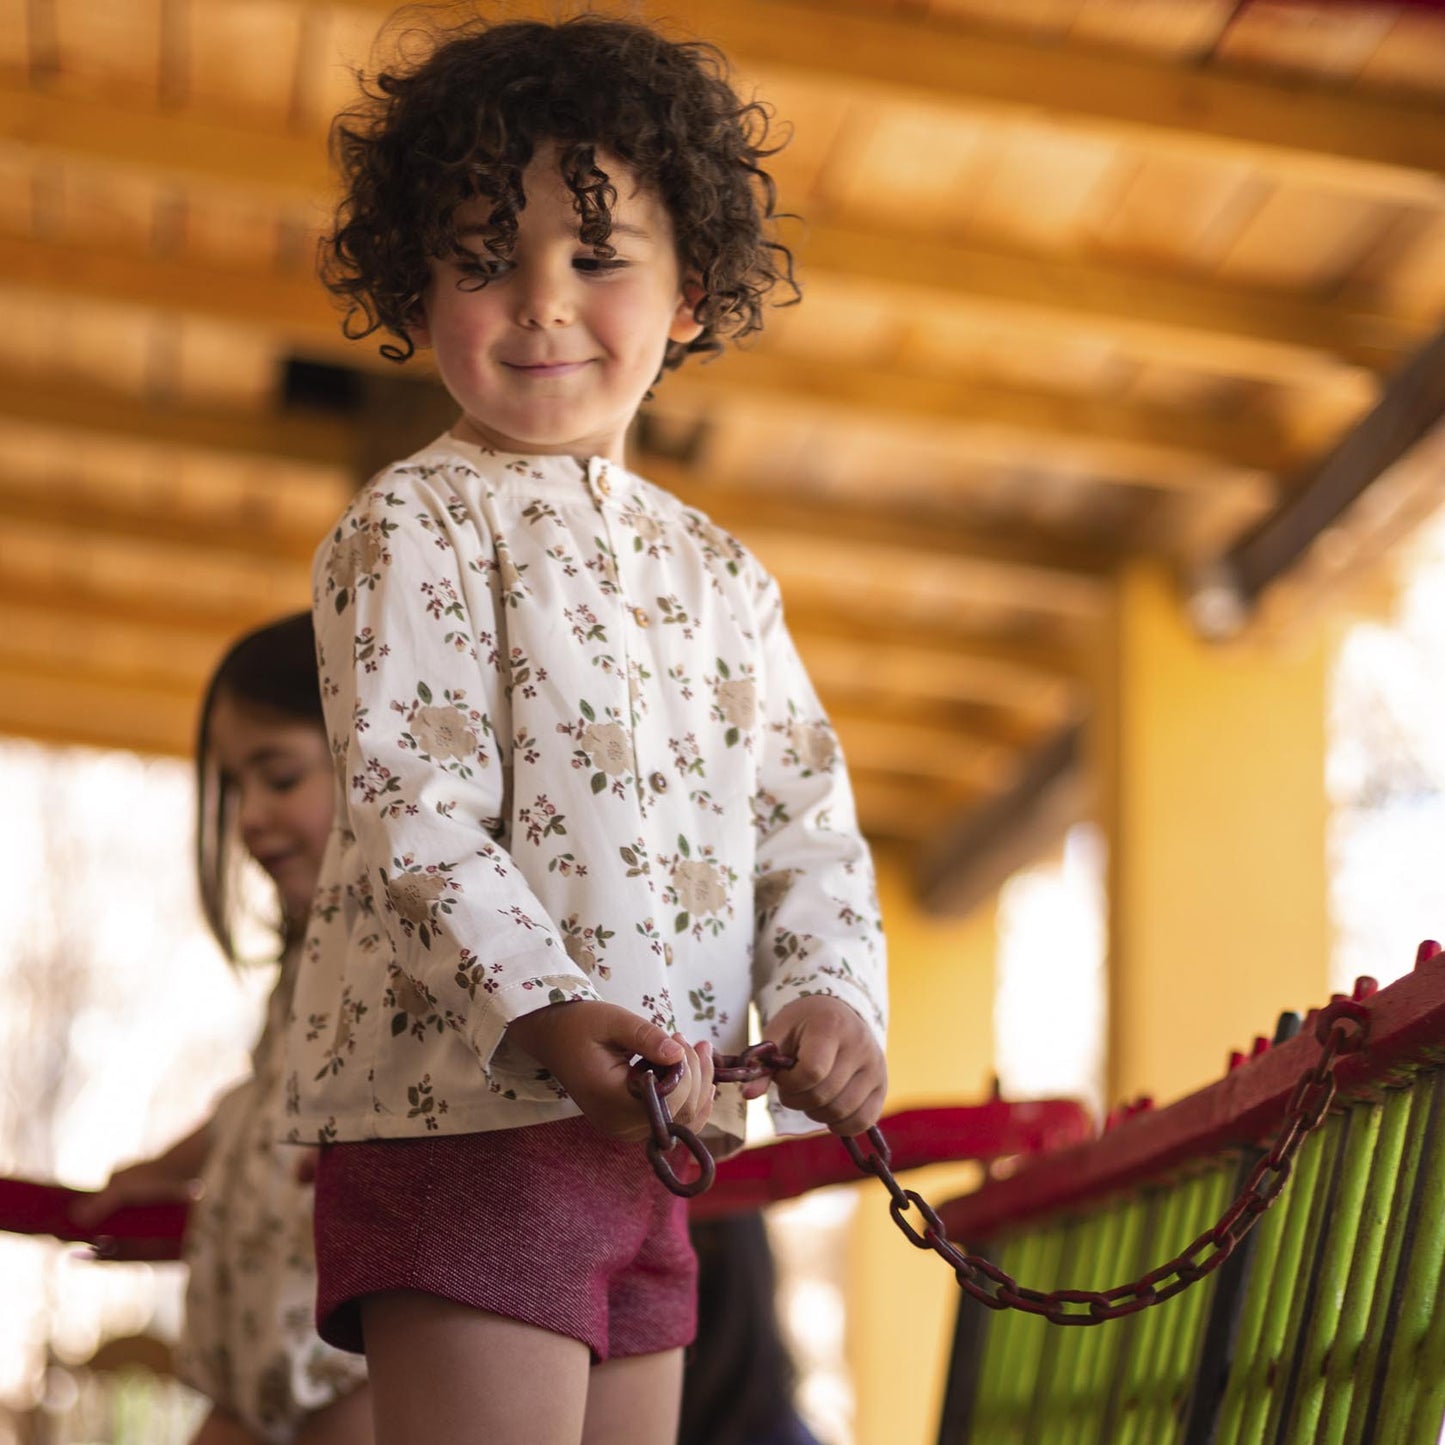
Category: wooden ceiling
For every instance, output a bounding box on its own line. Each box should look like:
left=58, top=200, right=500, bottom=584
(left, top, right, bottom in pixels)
left=3, top=0, right=1445, bottom=909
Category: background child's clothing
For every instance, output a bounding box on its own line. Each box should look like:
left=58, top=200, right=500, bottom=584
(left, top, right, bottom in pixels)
left=178, top=949, right=367, bottom=1442
left=285, top=436, right=887, bottom=1151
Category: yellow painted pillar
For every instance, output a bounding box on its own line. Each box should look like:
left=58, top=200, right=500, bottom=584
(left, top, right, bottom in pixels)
left=1100, top=564, right=1331, bottom=1107
left=847, top=847, right=997, bottom=1445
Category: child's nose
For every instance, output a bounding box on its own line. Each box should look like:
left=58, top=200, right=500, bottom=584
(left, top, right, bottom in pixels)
left=514, top=262, right=574, bottom=329
left=237, top=785, right=274, bottom=843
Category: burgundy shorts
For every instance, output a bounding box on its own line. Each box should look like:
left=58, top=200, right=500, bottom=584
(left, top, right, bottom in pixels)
left=312, top=1117, right=696, bottom=1362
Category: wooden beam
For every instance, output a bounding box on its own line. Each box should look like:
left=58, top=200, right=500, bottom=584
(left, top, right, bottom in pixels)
left=1198, top=326, right=1445, bottom=634
left=917, top=722, right=1090, bottom=916
left=794, top=225, right=1415, bottom=381
left=0, top=234, right=343, bottom=353
left=798, top=633, right=1079, bottom=727
left=850, top=771, right=977, bottom=844
left=0, top=474, right=331, bottom=565
left=0, top=602, right=257, bottom=691
left=0, top=517, right=313, bottom=626
left=834, top=714, right=1017, bottom=793
left=826, top=694, right=1051, bottom=753
left=0, top=368, right=355, bottom=469
left=0, top=663, right=197, bottom=757
left=684, top=0, right=1445, bottom=202
left=239, top=0, right=1445, bottom=202
left=1, top=86, right=1426, bottom=378
left=646, top=462, right=1122, bottom=579
left=669, top=349, right=1296, bottom=481
left=0, top=85, right=331, bottom=201
left=783, top=606, right=1089, bottom=683
left=737, top=525, right=1109, bottom=619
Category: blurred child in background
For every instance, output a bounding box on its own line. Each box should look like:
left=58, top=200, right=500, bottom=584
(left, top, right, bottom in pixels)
left=78, top=614, right=370, bottom=1445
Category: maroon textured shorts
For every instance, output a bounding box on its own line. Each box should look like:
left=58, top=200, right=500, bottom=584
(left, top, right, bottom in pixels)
left=312, top=1117, right=696, bottom=1362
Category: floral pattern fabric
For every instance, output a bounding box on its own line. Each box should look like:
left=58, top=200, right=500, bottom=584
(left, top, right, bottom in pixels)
left=284, top=437, right=887, bottom=1152
left=178, top=953, right=367, bottom=1442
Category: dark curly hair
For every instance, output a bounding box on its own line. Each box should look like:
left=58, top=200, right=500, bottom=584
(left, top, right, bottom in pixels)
left=321, top=13, right=798, bottom=369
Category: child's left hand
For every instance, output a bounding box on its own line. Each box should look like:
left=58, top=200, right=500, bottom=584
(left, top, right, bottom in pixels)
left=742, top=996, right=887, bottom=1137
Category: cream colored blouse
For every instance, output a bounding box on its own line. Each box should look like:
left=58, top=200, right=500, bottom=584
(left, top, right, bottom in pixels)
left=283, top=437, right=886, bottom=1153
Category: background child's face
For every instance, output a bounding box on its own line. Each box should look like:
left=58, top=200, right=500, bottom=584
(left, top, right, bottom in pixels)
left=208, top=692, right=334, bottom=923
left=414, top=145, right=703, bottom=462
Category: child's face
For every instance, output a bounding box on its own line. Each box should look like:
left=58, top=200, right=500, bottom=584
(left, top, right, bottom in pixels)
left=414, top=145, right=703, bottom=463
left=209, top=692, right=334, bottom=923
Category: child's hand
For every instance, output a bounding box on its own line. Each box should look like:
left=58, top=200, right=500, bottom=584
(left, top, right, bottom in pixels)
left=506, top=1001, right=715, bottom=1143
left=744, top=995, right=887, bottom=1137
left=71, top=1159, right=202, bottom=1230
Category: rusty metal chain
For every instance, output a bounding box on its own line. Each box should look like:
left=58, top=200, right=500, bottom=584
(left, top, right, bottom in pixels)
left=627, top=1041, right=796, bottom=1198
left=627, top=1000, right=1370, bottom=1324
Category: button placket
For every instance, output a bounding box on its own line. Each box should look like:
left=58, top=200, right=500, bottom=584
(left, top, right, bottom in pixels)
left=586, top=457, right=652, bottom=817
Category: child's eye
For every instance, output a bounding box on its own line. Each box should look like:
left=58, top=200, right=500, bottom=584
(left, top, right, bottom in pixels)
left=574, top=256, right=628, bottom=275
left=265, top=773, right=303, bottom=794
left=456, top=254, right=512, bottom=282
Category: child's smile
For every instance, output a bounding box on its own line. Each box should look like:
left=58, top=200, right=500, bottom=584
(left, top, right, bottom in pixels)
left=415, top=145, right=704, bottom=464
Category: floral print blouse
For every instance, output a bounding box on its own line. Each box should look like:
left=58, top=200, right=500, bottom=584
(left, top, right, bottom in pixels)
left=179, top=950, right=367, bottom=1441
left=283, top=436, right=887, bottom=1152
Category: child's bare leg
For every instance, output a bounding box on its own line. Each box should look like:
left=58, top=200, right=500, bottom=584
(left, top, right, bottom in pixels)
left=294, top=1385, right=374, bottom=1445
left=362, top=1291, right=589, bottom=1445
left=189, top=1407, right=262, bottom=1445
left=582, top=1349, right=684, bottom=1445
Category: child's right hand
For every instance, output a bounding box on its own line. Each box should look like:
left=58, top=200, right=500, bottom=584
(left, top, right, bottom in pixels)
left=505, top=1001, right=715, bottom=1142
left=70, top=1159, right=202, bottom=1230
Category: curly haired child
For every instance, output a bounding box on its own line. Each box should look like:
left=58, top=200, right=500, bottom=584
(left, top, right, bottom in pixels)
left=284, top=16, right=888, bottom=1444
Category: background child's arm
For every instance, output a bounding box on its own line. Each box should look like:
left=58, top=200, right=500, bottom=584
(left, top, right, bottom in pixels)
left=505, top=1001, right=716, bottom=1139
left=70, top=1119, right=210, bottom=1227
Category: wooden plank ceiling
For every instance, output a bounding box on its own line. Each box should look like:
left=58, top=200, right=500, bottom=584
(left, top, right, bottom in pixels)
left=3, top=0, right=1445, bottom=909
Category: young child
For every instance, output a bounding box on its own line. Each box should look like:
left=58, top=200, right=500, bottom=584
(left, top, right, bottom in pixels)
left=78, top=615, right=371, bottom=1445
left=285, top=15, right=888, bottom=1444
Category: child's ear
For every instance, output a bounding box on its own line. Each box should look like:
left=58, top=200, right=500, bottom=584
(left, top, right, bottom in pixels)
left=669, top=277, right=706, bottom=346
left=404, top=294, right=432, bottom=351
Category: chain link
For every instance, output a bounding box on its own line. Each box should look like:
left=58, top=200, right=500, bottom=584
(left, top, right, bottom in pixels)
left=627, top=999, right=1370, bottom=1324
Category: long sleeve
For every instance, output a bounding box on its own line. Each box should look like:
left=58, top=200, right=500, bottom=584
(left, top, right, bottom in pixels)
left=311, top=475, right=599, bottom=1095
left=749, top=572, right=888, bottom=1047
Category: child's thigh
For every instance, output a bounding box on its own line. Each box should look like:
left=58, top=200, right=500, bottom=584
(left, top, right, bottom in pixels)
left=582, top=1348, right=684, bottom=1445
left=293, top=1385, right=374, bottom=1445
left=362, top=1289, right=590, bottom=1445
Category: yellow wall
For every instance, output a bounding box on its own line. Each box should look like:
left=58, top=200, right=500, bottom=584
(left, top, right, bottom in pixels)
left=846, top=848, right=998, bottom=1445
left=1099, top=564, right=1332, bottom=1104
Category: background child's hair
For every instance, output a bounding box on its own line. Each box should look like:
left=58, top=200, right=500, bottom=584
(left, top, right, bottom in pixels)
left=322, top=13, right=798, bottom=367
left=195, top=612, right=324, bottom=963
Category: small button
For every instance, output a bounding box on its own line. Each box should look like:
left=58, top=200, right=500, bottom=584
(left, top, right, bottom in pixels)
left=596, top=472, right=612, bottom=497
left=632, top=606, right=651, bottom=629
left=649, top=771, right=669, bottom=794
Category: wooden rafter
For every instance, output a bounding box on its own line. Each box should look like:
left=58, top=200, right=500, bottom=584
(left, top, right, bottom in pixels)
left=667, top=350, right=1297, bottom=481
left=0, top=87, right=1429, bottom=379
left=273, top=0, right=1445, bottom=201
left=0, top=368, right=354, bottom=467
left=1204, top=325, right=1445, bottom=629
left=917, top=722, right=1089, bottom=916
left=671, top=0, right=1445, bottom=204
left=644, top=462, right=1123, bottom=579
